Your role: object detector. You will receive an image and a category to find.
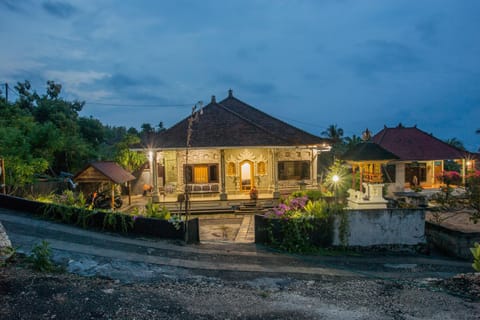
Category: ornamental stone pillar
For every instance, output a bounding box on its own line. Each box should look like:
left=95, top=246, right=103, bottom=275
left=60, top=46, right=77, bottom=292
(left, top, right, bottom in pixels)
left=220, top=149, right=227, bottom=200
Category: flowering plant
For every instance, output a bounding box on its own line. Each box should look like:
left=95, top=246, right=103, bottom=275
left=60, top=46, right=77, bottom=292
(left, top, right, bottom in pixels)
left=268, top=196, right=309, bottom=219
left=437, top=171, right=462, bottom=186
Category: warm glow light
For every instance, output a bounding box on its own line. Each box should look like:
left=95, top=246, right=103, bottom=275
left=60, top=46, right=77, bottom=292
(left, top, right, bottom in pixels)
left=148, top=150, right=153, bottom=162
left=332, top=174, right=340, bottom=183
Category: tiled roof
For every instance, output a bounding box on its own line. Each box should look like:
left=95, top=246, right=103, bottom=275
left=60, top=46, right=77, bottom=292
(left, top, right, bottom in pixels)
left=372, top=125, right=467, bottom=161
left=74, top=161, right=135, bottom=184
left=341, top=142, right=399, bottom=162
left=148, top=91, right=329, bottom=149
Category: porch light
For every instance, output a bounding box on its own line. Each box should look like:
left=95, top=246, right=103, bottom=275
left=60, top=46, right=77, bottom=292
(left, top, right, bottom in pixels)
left=332, top=174, right=340, bottom=203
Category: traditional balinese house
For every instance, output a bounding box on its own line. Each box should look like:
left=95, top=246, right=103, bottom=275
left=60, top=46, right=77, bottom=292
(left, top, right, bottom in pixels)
left=132, top=90, right=331, bottom=202
left=341, top=135, right=399, bottom=209
left=372, top=124, right=475, bottom=195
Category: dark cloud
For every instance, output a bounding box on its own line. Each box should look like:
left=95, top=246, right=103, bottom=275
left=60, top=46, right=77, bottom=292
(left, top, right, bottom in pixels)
left=97, top=73, right=164, bottom=90
left=42, top=1, right=77, bottom=18
left=415, top=18, right=439, bottom=46
left=0, top=0, right=29, bottom=12
left=348, top=40, right=422, bottom=78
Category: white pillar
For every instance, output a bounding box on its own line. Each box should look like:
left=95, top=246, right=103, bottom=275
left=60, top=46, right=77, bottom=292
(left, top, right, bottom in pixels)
left=152, top=150, right=160, bottom=202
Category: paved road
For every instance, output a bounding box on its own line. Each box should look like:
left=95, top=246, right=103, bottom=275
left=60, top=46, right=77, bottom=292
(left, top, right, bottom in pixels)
left=0, top=208, right=472, bottom=282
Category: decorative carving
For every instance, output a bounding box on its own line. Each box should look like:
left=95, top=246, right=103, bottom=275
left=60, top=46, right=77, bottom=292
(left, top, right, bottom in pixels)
left=257, top=161, right=266, bottom=175
left=227, top=162, right=236, bottom=176
left=237, top=150, right=256, bottom=161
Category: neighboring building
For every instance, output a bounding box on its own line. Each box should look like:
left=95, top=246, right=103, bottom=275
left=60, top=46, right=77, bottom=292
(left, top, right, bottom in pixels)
left=131, top=90, right=331, bottom=200
left=372, top=124, right=476, bottom=194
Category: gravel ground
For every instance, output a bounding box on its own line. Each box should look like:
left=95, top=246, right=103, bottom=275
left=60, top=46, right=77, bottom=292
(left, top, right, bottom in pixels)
left=1, top=254, right=479, bottom=320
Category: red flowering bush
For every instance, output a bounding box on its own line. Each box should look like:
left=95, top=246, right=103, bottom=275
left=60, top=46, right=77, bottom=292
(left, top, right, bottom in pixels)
left=437, top=171, right=462, bottom=186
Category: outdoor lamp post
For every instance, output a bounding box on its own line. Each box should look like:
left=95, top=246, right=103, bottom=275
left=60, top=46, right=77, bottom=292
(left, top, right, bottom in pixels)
left=332, top=174, right=340, bottom=203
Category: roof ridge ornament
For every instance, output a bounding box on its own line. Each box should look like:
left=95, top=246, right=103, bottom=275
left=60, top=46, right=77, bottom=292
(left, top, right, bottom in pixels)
left=362, top=128, right=371, bottom=141
left=211, top=95, right=216, bottom=104
left=228, top=89, right=233, bottom=98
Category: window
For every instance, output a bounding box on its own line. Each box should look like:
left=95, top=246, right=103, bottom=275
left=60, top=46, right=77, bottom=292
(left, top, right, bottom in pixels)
left=405, top=162, right=426, bottom=184
left=185, top=164, right=219, bottom=183
left=278, top=161, right=310, bottom=180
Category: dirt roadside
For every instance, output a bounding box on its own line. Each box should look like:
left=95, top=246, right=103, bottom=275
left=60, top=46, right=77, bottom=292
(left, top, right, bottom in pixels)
left=1, top=254, right=479, bottom=320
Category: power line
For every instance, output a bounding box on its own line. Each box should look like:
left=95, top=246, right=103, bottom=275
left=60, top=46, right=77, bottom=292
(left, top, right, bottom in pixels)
left=85, top=101, right=193, bottom=108
left=7, top=85, right=19, bottom=97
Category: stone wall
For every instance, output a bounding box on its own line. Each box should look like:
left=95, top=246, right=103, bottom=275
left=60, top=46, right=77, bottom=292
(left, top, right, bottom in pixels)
left=425, top=221, right=480, bottom=260
left=0, top=222, right=12, bottom=248
left=333, top=208, right=425, bottom=247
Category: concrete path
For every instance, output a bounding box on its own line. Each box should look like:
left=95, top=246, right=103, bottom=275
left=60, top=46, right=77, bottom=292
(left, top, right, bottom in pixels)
left=0, top=208, right=473, bottom=283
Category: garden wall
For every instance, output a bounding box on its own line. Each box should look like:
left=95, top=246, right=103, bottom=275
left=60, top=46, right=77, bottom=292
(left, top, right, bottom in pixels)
left=334, top=208, right=426, bottom=247
left=425, top=221, right=480, bottom=260
left=0, top=194, right=199, bottom=243
left=255, top=208, right=425, bottom=248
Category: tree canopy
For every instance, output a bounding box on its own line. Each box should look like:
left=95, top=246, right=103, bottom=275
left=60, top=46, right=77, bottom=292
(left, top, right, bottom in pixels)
left=0, top=81, right=148, bottom=194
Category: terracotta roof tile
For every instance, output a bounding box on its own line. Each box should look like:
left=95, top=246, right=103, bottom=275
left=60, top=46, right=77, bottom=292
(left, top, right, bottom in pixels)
left=147, top=93, right=329, bottom=149
left=74, top=161, right=135, bottom=184
left=372, top=125, right=467, bottom=161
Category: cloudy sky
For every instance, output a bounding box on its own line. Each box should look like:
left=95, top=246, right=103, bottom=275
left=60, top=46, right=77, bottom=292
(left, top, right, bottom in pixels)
left=1, top=0, right=479, bottom=151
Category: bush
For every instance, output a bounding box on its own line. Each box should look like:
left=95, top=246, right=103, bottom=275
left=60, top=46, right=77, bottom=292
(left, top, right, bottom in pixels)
left=471, top=242, right=480, bottom=272
left=263, top=192, right=347, bottom=252
left=28, top=240, right=54, bottom=272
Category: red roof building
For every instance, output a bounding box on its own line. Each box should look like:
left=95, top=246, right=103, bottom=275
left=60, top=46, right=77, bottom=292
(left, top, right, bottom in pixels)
left=373, top=125, right=467, bottom=161
left=372, top=124, right=475, bottom=193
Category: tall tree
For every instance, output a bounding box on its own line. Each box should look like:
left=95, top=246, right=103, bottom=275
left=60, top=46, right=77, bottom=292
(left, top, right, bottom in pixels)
left=445, top=137, right=465, bottom=150
left=344, top=134, right=362, bottom=150
left=321, top=124, right=344, bottom=145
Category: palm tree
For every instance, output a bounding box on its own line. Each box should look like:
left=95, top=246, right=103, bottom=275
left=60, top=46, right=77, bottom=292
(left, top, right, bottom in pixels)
left=322, top=124, right=344, bottom=145
left=344, top=134, right=362, bottom=150
left=445, top=137, right=465, bottom=150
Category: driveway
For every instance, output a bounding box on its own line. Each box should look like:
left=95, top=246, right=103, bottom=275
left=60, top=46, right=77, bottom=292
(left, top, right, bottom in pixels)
left=1, top=208, right=478, bottom=319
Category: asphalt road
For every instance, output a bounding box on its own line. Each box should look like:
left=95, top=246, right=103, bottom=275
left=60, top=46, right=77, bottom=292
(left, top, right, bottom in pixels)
left=0, top=208, right=472, bottom=281
left=1, top=207, right=479, bottom=319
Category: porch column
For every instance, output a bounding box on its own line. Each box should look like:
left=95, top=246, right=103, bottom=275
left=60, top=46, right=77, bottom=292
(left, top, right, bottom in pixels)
left=352, top=165, right=356, bottom=190
left=311, top=148, right=319, bottom=187
left=462, top=158, right=466, bottom=185
left=359, top=165, right=363, bottom=193
left=396, top=162, right=406, bottom=192
left=272, top=148, right=280, bottom=199
left=152, top=150, right=161, bottom=202
left=220, top=149, right=227, bottom=200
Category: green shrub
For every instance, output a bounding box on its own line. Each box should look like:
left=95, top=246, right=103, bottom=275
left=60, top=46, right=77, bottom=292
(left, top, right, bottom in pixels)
left=304, top=199, right=329, bottom=219
left=145, top=200, right=171, bottom=220
left=471, top=242, right=480, bottom=272
left=28, top=240, right=54, bottom=272
left=102, top=211, right=134, bottom=233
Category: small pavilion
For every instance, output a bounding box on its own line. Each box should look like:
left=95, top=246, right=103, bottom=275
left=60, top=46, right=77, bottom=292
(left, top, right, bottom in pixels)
left=341, top=130, right=399, bottom=209
left=74, top=161, right=135, bottom=209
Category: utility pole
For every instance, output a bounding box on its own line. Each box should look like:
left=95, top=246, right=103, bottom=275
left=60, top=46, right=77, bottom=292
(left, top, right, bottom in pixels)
left=184, top=101, right=203, bottom=242
left=5, top=83, right=8, bottom=103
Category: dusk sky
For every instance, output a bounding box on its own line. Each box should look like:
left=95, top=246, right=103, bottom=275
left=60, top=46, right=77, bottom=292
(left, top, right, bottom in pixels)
left=1, top=0, right=479, bottom=151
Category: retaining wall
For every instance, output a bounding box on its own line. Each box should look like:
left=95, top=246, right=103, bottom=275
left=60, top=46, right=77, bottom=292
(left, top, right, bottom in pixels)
left=256, top=208, right=425, bottom=248
left=425, top=221, right=480, bottom=260
left=0, top=194, right=199, bottom=243
left=334, top=208, right=425, bottom=247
